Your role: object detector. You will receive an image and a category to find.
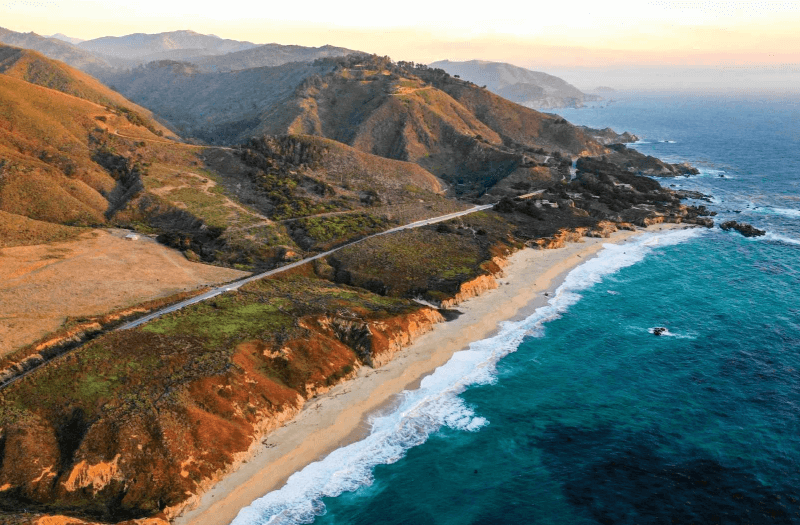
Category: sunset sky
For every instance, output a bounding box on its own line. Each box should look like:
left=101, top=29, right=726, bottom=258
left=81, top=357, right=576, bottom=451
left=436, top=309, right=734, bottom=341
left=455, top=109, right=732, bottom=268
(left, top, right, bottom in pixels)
left=3, top=0, right=799, bottom=90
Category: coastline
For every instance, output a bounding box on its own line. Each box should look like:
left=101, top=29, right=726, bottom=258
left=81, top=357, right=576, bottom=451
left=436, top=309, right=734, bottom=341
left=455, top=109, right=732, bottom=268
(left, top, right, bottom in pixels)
left=173, top=223, right=688, bottom=525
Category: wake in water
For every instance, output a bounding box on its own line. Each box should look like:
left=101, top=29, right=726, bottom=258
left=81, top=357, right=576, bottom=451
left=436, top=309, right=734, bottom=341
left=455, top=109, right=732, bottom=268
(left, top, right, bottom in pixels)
left=231, top=227, right=707, bottom=525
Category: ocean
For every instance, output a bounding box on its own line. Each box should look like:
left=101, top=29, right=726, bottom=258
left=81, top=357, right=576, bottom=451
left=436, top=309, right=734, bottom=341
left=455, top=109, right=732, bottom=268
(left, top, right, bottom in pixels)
left=232, top=92, right=800, bottom=524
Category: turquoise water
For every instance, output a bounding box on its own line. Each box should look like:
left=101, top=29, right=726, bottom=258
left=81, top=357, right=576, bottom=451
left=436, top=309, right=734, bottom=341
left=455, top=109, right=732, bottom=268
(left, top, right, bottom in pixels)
left=232, top=94, right=800, bottom=524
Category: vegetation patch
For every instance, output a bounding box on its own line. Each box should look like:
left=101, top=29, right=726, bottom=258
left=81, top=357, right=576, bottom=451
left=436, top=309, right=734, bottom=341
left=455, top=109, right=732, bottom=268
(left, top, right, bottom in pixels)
left=291, top=212, right=391, bottom=251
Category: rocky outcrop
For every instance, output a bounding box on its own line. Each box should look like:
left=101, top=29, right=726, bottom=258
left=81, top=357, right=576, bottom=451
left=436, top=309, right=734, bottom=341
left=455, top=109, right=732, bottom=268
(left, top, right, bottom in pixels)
left=604, top=144, right=700, bottom=177
left=31, top=516, right=169, bottom=525
left=579, top=126, right=638, bottom=145
left=531, top=227, right=589, bottom=249
left=439, top=274, right=499, bottom=309
left=675, top=189, right=713, bottom=202
left=587, top=220, right=620, bottom=238
left=720, top=221, right=766, bottom=237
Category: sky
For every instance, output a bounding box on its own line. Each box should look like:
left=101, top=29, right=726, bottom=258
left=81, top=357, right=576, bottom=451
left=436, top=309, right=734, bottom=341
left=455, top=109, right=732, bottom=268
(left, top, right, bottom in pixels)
left=3, top=0, right=799, bottom=90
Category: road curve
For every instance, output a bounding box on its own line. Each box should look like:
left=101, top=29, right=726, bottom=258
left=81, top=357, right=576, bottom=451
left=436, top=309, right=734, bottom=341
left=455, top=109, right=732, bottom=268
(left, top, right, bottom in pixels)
left=117, top=204, right=494, bottom=330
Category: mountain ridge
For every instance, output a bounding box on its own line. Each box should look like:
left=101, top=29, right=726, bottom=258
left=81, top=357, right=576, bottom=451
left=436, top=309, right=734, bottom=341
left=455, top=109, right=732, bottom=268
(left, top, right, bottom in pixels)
left=0, top=26, right=111, bottom=74
left=77, top=29, right=259, bottom=60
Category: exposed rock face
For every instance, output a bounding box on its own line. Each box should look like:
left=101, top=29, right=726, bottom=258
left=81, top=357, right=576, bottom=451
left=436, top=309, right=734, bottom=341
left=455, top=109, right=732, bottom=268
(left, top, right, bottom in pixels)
left=31, top=516, right=169, bottom=525
left=579, top=126, right=638, bottom=145
left=587, top=220, right=621, bottom=238
left=605, top=143, right=700, bottom=177
left=720, top=221, right=766, bottom=237
left=531, top=228, right=589, bottom=249
left=439, top=274, right=500, bottom=309
left=675, top=189, right=714, bottom=202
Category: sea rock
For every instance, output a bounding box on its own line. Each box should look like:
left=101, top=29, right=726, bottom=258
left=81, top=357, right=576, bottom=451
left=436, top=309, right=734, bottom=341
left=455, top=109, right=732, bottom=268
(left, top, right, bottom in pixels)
left=604, top=144, right=700, bottom=176
left=720, top=221, right=766, bottom=237
left=653, top=327, right=667, bottom=336
left=692, top=217, right=715, bottom=228
left=676, top=189, right=713, bottom=202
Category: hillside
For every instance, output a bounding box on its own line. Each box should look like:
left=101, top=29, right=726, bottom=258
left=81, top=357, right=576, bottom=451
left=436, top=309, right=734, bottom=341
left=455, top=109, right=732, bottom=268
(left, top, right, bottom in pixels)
left=0, top=49, right=455, bottom=260
left=0, top=44, right=174, bottom=136
left=0, top=46, right=178, bottom=230
left=192, top=43, right=363, bottom=73
left=0, top=26, right=110, bottom=75
left=0, top=48, right=466, bottom=360
left=107, top=55, right=609, bottom=198
left=103, top=59, right=333, bottom=142
left=430, top=59, right=600, bottom=109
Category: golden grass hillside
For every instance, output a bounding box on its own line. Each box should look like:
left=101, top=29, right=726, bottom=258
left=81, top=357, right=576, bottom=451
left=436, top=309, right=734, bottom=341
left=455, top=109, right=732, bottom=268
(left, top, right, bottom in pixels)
left=0, top=44, right=174, bottom=138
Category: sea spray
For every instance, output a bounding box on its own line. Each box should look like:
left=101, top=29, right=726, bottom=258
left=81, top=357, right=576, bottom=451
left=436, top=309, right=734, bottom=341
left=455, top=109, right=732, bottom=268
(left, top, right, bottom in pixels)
left=231, top=227, right=706, bottom=525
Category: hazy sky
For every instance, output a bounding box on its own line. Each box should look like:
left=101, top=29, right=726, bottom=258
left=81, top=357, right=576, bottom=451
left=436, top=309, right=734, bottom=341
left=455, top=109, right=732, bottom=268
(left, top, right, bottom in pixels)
left=3, top=0, right=799, bottom=90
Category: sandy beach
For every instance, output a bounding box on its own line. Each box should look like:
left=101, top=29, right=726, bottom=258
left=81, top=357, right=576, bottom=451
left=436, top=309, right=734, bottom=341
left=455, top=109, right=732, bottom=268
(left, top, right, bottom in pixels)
left=174, top=223, right=688, bottom=525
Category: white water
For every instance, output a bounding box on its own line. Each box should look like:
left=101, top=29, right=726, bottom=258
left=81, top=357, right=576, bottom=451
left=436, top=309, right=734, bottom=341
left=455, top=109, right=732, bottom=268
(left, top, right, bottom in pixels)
left=231, top=227, right=707, bottom=525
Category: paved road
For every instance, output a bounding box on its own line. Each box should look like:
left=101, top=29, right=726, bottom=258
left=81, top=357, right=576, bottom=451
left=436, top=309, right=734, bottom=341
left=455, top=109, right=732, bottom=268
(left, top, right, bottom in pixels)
left=117, top=204, right=494, bottom=330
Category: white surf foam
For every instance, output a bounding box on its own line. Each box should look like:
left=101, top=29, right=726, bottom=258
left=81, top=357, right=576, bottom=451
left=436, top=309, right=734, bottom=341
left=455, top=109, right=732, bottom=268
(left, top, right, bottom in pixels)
left=752, top=206, right=800, bottom=219
left=760, top=232, right=800, bottom=246
left=230, top=227, right=707, bottom=525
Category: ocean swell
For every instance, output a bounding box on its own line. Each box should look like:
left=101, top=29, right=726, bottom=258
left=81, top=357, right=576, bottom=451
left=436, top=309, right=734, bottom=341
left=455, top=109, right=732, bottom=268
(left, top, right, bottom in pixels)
left=230, top=227, right=707, bottom=525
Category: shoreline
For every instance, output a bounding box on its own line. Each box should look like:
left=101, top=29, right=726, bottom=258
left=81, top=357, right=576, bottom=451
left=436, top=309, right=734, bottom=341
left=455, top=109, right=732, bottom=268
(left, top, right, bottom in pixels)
left=173, top=223, right=688, bottom=525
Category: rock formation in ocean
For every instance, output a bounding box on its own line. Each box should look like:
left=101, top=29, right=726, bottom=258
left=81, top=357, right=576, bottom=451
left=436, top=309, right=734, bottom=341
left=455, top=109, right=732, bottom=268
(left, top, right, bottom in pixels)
left=720, top=221, right=766, bottom=237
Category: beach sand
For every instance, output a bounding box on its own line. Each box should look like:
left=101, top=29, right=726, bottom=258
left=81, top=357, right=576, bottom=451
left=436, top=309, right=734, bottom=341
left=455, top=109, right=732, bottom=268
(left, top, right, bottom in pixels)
left=174, top=223, right=687, bottom=525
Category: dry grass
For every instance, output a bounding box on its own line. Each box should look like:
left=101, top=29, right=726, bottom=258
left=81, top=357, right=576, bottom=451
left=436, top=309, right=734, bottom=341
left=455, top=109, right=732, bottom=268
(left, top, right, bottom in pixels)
left=0, top=229, right=247, bottom=355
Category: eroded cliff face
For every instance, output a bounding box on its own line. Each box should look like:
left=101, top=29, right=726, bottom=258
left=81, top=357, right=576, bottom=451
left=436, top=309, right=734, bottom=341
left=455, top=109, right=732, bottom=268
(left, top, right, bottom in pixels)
left=0, top=299, right=445, bottom=523
left=439, top=275, right=499, bottom=309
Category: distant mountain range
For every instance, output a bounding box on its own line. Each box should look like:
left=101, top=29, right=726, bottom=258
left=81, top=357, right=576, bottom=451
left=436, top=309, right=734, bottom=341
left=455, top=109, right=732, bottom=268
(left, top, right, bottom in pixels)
left=0, top=26, right=361, bottom=74
left=76, top=29, right=259, bottom=65
left=0, top=27, right=595, bottom=111
left=430, top=59, right=601, bottom=109
left=0, top=26, right=112, bottom=74
left=47, top=33, right=84, bottom=45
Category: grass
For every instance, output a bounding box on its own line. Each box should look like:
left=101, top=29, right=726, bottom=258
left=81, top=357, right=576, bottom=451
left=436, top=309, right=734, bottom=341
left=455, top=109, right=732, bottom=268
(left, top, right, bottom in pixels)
left=0, top=209, right=86, bottom=247
left=327, top=211, right=520, bottom=300
left=0, top=270, right=421, bottom=430
left=164, top=187, right=237, bottom=229
left=142, top=297, right=294, bottom=345
left=295, top=212, right=391, bottom=249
